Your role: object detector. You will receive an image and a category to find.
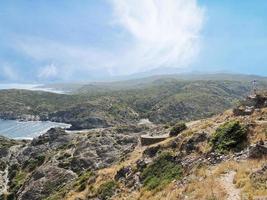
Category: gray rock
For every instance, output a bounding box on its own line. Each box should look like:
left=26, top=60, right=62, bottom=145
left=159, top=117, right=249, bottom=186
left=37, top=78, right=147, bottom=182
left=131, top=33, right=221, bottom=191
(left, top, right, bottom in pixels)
left=248, top=142, right=267, bottom=158
left=17, top=166, right=76, bottom=200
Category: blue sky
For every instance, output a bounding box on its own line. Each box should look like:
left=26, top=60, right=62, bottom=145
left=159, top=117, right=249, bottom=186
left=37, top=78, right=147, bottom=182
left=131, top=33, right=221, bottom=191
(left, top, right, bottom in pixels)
left=0, top=0, right=267, bottom=83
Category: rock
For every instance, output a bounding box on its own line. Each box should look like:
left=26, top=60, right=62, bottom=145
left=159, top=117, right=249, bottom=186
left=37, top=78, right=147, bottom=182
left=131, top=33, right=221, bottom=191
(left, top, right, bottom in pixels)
left=114, top=166, right=132, bottom=181
left=205, top=152, right=227, bottom=165
left=169, top=123, right=187, bottom=137
left=31, top=128, right=70, bottom=145
left=0, top=148, right=8, bottom=158
left=248, top=142, right=267, bottom=159
left=181, top=132, right=208, bottom=154
left=70, top=157, right=95, bottom=173
left=17, top=166, right=76, bottom=200
left=136, top=159, right=148, bottom=171
left=143, top=145, right=160, bottom=157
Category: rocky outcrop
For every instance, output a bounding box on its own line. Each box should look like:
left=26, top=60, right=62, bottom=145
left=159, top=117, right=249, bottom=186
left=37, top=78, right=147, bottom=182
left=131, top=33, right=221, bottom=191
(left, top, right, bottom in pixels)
left=17, top=166, right=76, bottom=200
left=143, top=145, right=161, bottom=157
left=31, top=128, right=72, bottom=147
left=234, top=93, right=267, bottom=116
left=0, top=125, right=142, bottom=199
left=248, top=141, right=267, bottom=158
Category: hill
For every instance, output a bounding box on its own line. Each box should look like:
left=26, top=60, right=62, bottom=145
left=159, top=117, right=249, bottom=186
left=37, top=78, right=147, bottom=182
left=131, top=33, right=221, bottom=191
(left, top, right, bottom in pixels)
left=1, top=74, right=267, bottom=129
left=0, top=92, right=266, bottom=199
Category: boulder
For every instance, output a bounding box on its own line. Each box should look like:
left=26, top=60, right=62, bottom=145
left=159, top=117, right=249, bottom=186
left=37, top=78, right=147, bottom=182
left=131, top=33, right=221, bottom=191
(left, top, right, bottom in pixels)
left=114, top=166, right=132, bottom=181
left=248, top=141, right=267, bottom=159
left=143, top=145, right=161, bottom=157
left=169, top=123, right=187, bottom=137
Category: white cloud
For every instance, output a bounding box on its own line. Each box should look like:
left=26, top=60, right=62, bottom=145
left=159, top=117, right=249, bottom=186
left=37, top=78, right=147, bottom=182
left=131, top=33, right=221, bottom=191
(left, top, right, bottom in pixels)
left=14, top=0, right=205, bottom=79
left=38, top=63, right=58, bottom=79
left=110, top=0, right=205, bottom=74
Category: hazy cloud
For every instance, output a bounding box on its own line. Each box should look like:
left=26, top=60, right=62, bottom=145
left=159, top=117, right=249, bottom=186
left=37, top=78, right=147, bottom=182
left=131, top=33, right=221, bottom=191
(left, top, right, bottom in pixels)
left=0, top=64, right=18, bottom=81
left=14, top=0, right=205, bottom=80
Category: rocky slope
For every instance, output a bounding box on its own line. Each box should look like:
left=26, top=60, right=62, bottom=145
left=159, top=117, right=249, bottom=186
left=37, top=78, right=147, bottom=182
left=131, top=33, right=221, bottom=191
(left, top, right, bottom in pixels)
left=0, top=125, right=147, bottom=200
left=0, top=93, right=266, bottom=200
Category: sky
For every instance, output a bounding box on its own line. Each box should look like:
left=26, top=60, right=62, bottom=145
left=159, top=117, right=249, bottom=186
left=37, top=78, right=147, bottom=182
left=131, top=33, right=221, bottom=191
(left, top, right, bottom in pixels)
left=0, top=0, right=267, bottom=83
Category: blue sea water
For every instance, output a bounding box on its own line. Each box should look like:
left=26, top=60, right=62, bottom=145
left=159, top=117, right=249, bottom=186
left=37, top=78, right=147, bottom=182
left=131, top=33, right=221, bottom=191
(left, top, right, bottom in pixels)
left=0, top=120, right=71, bottom=139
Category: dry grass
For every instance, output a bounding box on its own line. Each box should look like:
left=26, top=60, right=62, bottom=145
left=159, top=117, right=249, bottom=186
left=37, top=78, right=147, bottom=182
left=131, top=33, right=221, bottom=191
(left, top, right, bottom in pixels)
left=249, top=123, right=267, bottom=144
left=182, top=157, right=267, bottom=200
left=137, top=182, right=183, bottom=200
left=233, top=158, right=267, bottom=199
left=184, top=165, right=227, bottom=200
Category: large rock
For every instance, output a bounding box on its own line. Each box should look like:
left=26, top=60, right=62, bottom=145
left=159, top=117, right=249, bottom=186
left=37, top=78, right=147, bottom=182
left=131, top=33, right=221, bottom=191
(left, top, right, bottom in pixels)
left=17, top=166, right=76, bottom=200
left=143, top=145, right=161, bottom=157
left=114, top=166, right=132, bottom=181
left=31, top=128, right=71, bottom=147
left=248, top=141, right=267, bottom=159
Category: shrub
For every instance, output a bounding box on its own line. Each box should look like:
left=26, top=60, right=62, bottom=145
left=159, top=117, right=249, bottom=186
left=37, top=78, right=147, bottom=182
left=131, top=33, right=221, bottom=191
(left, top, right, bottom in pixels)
left=97, top=181, right=117, bottom=200
left=141, top=152, right=182, bottom=190
left=73, top=170, right=94, bottom=192
left=210, top=120, right=247, bottom=153
left=169, top=122, right=187, bottom=137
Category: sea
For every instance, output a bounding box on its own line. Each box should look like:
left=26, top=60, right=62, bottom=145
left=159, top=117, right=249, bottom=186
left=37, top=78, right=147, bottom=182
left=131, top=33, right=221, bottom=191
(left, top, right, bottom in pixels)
left=0, top=119, right=71, bottom=140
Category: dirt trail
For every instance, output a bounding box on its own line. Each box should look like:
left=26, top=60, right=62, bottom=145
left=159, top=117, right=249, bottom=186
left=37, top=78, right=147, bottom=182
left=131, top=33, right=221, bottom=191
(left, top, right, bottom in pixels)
left=220, top=171, right=241, bottom=200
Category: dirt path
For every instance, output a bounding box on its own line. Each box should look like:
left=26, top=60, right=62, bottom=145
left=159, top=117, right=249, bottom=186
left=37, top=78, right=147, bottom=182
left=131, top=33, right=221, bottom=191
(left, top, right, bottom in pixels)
left=220, top=171, right=241, bottom=200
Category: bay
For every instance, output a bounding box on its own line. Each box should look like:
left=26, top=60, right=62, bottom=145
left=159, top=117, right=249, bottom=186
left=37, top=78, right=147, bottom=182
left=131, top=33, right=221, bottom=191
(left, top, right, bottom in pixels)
left=0, top=120, right=71, bottom=139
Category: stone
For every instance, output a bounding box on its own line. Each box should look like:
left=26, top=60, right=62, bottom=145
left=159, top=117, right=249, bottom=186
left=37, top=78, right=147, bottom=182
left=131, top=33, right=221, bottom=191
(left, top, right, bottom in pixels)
left=143, top=145, right=160, bottom=157
left=114, top=166, right=132, bottom=181
left=248, top=142, right=267, bottom=159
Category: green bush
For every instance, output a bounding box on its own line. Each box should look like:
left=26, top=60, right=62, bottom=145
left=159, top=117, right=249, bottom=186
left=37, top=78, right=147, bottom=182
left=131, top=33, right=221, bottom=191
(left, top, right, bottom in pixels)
left=141, top=152, right=182, bottom=190
left=210, top=120, right=247, bottom=153
left=74, top=170, right=94, bottom=192
left=97, top=181, right=117, bottom=200
left=169, top=122, right=187, bottom=137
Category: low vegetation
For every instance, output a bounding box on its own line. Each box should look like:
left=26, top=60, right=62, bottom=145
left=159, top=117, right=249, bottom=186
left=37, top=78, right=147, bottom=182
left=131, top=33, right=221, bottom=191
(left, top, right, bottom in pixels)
left=73, top=170, right=94, bottom=192
left=141, top=152, right=182, bottom=190
left=97, top=180, right=117, bottom=200
left=210, top=120, right=248, bottom=153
